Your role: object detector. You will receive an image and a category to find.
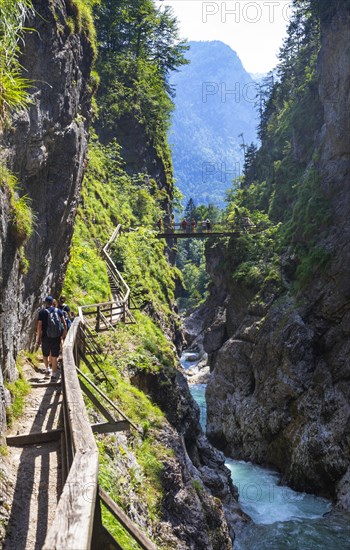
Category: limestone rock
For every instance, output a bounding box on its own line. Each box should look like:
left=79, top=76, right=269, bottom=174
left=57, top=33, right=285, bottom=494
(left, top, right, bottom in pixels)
left=187, top=367, right=211, bottom=385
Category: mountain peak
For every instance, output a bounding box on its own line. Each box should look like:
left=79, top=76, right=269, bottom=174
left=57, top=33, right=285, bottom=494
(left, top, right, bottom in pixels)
left=184, top=40, right=248, bottom=74
left=169, top=41, right=258, bottom=206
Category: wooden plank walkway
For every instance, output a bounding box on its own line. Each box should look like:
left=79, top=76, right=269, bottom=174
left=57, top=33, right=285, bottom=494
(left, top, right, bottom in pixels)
left=4, top=361, right=62, bottom=550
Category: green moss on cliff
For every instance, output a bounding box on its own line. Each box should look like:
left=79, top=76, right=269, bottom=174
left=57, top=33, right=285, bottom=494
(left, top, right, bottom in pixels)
left=0, top=164, right=34, bottom=247
left=64, top=0, right=98, bottom=57
left=224, top=200, right=282, bottom=294
left=64, top=134, right=178, bottom=314
left=5, top=355, right=31, bottom=427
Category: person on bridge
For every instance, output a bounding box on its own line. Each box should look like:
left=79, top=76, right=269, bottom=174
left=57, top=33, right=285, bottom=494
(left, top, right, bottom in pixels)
left=181, top=218, right=188, bottom=232
left=37, top=296, right=67, bottom=380
left=157, top=218, right=163, bottom=232
left=206, top=218, right=211, bottom=231
left=191, top=219, right=196, bottom=232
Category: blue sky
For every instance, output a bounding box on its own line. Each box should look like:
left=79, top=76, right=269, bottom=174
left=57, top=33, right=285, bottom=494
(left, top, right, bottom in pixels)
left=159, top=0, right=291, bottom=73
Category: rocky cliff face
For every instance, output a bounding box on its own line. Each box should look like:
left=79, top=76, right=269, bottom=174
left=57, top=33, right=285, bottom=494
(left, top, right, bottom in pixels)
left=0, top=0, right=93, bottom=435
left=204, top=6, right=350, bottom=509
left=131, top=364, right=246, bottom=547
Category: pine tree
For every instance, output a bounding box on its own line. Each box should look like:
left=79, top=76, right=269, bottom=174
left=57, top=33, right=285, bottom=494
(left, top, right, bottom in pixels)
left=184, top=198, right=196, bottom=221
left=242, top=143, right=258, bottom=186
left=94, top=0, right=188, bottom=146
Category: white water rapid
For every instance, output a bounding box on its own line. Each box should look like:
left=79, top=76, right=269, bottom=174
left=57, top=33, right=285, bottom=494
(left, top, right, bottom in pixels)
left=181, top=354, right=350, bottom=549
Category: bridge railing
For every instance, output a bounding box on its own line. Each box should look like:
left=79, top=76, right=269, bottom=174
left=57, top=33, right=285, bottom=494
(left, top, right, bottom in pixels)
left=43, top=316, right=157, bottom=549
left=155, top=219, right=256, bottom=234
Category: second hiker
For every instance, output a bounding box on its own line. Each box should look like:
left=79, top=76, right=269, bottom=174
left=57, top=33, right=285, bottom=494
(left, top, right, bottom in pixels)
left=58, top=295, right=73, bottom=330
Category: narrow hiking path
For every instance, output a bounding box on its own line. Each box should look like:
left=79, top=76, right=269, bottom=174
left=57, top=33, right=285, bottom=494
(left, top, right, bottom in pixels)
left=3, top=359, right=62, bottom=550
left=1, top=225, right=156, bottom=549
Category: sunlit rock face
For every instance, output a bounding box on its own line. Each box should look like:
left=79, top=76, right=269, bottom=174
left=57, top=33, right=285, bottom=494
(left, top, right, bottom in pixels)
left=204, top=5, right=350, bottom=509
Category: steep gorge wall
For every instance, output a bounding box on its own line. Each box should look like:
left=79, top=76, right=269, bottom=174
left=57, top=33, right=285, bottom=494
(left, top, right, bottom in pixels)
left=0, top=0, right=93, bottom=434
left=204, top=6, right=350, bottom=509
left=131, top=365, right=244, bottom=548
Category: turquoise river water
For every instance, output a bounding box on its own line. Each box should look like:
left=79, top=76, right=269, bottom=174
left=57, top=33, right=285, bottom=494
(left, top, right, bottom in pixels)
left=182, top=355, right=350, bottom=549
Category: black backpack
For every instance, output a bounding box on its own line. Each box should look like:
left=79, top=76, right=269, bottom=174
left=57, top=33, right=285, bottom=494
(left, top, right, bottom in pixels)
left=46, top=308, right=63, bottom=338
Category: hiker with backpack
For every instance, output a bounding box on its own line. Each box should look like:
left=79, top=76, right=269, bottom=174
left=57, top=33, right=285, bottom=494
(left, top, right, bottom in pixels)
left=37, top=296, right=67, bottom=380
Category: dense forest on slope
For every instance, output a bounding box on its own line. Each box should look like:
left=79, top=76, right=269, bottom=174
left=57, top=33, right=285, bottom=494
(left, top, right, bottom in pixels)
left=221, top=0, right=324, bottom=292
left=169, top=41, right=257, bottom=206
left=93, top=0, right=187, bottom=193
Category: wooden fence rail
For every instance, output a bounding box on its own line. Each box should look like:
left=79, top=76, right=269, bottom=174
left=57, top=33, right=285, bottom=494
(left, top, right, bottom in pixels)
left=102, top=224, right=131, bottom=318
left=43, top=225, right=156, bottom=549
left=43, top=318, right=99, bottom=550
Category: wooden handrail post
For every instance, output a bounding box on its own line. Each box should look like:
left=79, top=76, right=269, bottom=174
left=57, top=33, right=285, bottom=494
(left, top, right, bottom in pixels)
left=122, top=302, right=126, bottom=323
left=91, top=490, right=104, bottom=550
left=74, top=326, right=80, bottom=367
left=96, top=306, right=100, bottom=332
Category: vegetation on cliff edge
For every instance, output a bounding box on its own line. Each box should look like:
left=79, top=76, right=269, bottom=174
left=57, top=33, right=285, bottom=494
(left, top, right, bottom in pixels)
left=0, top=0, right=34, bottom=123
left=222, top=0, right=332, bottom=294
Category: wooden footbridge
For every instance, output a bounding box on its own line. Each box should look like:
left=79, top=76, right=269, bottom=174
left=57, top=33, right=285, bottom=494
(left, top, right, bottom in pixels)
left=155, top=219, right=256, bottom=239
left=5, top=225, right=156, bottom=550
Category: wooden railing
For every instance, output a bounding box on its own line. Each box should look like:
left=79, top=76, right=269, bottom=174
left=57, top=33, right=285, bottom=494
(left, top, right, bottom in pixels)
left=43, top=317, right=156, bottom=549
left=102, top=224, right=131, bottom=319
left=79, top=300, right=127, bottom=331
left=43, top=318, right=99, bottom=549
left=43, top=225, right=156, bottom=549
left=78, top=224, right=134, bottom=329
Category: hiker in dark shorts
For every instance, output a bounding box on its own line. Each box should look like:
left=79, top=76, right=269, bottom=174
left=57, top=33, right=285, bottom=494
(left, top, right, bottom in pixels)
left=37, top=296, right=67, bottom=380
